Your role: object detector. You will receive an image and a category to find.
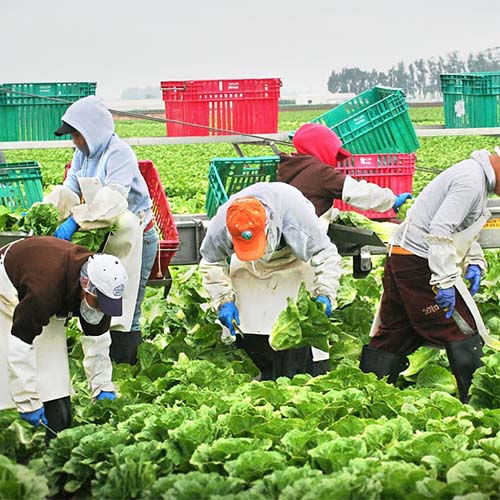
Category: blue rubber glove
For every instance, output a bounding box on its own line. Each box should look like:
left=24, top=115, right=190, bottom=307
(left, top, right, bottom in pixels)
left=435, top=287, right=456, bottom=319
left=393, top=193, right=413, bottom=212
left=96, top=391, right=116, bottom=401
left=465, top=264, right=482, bottom=296
left=316, top=295, right=332, bottom=317
left=53, top=215, right=79, bottom=241
left=218, top=302, right=240, bottom=337
left=19, top=407, right=47, bottom=428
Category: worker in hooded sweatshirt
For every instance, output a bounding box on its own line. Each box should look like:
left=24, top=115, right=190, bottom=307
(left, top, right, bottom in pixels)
left=0, top=237, right=127, bottom=441
left=361, top=147, right=500, bottom=403
left=200, top=182, right=341, bottom=380
left=46, top=96, right=158, bottom=365
left=277, top=123, right=412, bottom=218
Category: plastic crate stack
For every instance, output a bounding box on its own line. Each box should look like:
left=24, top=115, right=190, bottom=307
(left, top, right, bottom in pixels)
left=303, top=85, right=419, bottom=219
left=0, top=82, right=96, bottom=142
left=309, top=86, right=419, bottom=154
left=160, top=78, right=281, bottom=137
left=205, top=156, right=280, bottom=218
left=441, top=72, right=500, bottom=128
left=0, top=161, right=44, bottom=211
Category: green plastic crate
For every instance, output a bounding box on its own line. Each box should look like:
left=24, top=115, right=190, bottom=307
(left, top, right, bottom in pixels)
left=308, top=86, right=419, bottom=154
left=0, top=82, right=97, bottom=141
left=441, top=72, right=500, bottom=128
left=0, top=161, right=43, bottom=211
left=205, top=156, right=279, bottom=218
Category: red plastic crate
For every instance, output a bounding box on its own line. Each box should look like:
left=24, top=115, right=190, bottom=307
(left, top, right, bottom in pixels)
left=63, top=160, right=179, bottom=280
left=334, top=153, right=416, bottom=219
left=160, top=78, right=281, bottom=136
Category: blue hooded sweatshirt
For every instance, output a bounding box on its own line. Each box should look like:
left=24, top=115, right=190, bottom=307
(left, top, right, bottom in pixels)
left=62, top=96, right=152, bottom=223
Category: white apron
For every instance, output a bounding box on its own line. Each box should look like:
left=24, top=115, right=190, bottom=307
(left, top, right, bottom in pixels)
left=230, top=247, right=330, bottom=363
left=370, top=210, right=500, bottom=349
left=0, top=243, right=71, bottom=410
left=77, top=177, right=143, bottom=333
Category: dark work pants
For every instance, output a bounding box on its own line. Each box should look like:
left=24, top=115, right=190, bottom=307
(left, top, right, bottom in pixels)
left=43, top=396, right=71, bottom=443
left=235, top=334, right=314, bottom=381
left=370, top=254, right=477, bottom=355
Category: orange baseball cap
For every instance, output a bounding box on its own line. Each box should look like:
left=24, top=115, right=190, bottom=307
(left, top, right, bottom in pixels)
left=226, top=197, right=267, bottom=261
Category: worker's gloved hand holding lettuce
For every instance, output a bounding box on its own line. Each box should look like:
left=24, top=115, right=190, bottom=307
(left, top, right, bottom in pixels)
left=270, top=284, right=338, bottom=352
left=96, top=391, right=116, bottom=401
left=218, top=302, right=240, bottom=337
left=53, top=215, right=79, bottom=241
left=315, top=295, right=332, bottom=317
left=20, top=406, right=47, bottom=428
left=393, top=192, right=413, bottom=212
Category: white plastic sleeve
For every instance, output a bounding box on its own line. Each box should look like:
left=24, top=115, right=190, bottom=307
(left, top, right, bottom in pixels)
left=80, top=332, right=115, bottom=398
left=7, top=335, right=42, bottom=413
left=342, top=175, right=396, bottom=212
left=310, top=242, right=342, bottom=306
left=200, top=258, right=235, bottom=311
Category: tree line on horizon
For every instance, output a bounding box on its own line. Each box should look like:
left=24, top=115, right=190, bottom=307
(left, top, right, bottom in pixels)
left=327, top=47, right=500, bottom=98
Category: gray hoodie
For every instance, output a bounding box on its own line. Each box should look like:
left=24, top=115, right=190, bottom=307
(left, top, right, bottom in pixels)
left=62, top=96, right=152, bottom=222
left=393, top=150, right=496, bottom=258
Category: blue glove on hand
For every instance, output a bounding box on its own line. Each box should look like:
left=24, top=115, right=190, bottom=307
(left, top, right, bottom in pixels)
left=218, top=302, right=240, bottom=337
left=20, top=407, right=47, bottom=428
left=316, top=295, right=332, bottom=317
left=465, top=264, right=482, bottom=296
left=435, top=286, right=456, bottom=319
left=96, top=391, right=117, bottom=401
left=53, top=215, right=79, bottom=241
left=393, top=193, right=413, bottom=212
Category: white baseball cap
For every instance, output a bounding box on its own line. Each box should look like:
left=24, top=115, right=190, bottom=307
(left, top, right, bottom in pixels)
left=86, top=254, right=128, bottom=316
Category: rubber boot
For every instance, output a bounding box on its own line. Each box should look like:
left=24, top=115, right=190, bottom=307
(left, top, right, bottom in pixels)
left=446, top=335, right=483, bottom=404
left=43, top=396, right=71, bottom=443
left=109, top=331, right=143, bottom=365
left=359, top=345, right=409, bottom=384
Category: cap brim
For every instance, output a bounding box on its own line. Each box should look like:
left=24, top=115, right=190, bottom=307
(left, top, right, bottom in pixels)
left=96, top=289, right=123, bottom=316
left=336, top=147, right=351, bottom=161
left=54, top=122, right=76, bottom=137
left=233, top=232, right=267, bottom=262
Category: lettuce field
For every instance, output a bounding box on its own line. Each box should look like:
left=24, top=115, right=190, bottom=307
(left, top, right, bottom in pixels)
left=3, top=108, right=500, bottom=499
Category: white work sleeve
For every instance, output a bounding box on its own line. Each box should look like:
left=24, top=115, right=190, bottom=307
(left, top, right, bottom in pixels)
left=80, top=332, right=115, bottom=398
left=426, top=181, right=478, bottom=289
left=71, top=186, right=128, bottom=230
left=199, top=258, right=235, bottom=311
left=427, top=236, right=460, bottom=289
left=342, top=175, right=396, bottom=212
left=7, top=335, right=42, bottom=413
left=43, top=185, right=81, bottom=220
left=310, top=242, right=342, bottom=305
left=463, top=241, right=487, bottom=274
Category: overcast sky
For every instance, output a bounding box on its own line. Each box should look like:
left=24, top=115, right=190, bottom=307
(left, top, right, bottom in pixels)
left=1, top=0, right=499, bottom=99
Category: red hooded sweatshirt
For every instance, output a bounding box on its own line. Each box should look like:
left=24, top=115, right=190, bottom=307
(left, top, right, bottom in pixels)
left=278, top=123, right=351, bottom=216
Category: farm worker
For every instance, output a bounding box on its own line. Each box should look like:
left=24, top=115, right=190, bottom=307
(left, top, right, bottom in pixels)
left=277, top=122, right=412, bottom=374
left=277, top=123, right=413, bottom=217
left=200, top=182, right=342, bottom=380
left=361, top=147, right=500, bottom=403
left=0, top=237, right=127, bottom=441
left=46, top=95, right=158, bottom=365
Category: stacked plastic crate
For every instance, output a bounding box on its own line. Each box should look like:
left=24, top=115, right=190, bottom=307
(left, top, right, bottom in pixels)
left=0, top=82, right=96, bottom=142
left=441, top=72, right=500, bottom=128
left=204, top=86, right=419, bottom=220
left=160, top=78, right=281, bottom=136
